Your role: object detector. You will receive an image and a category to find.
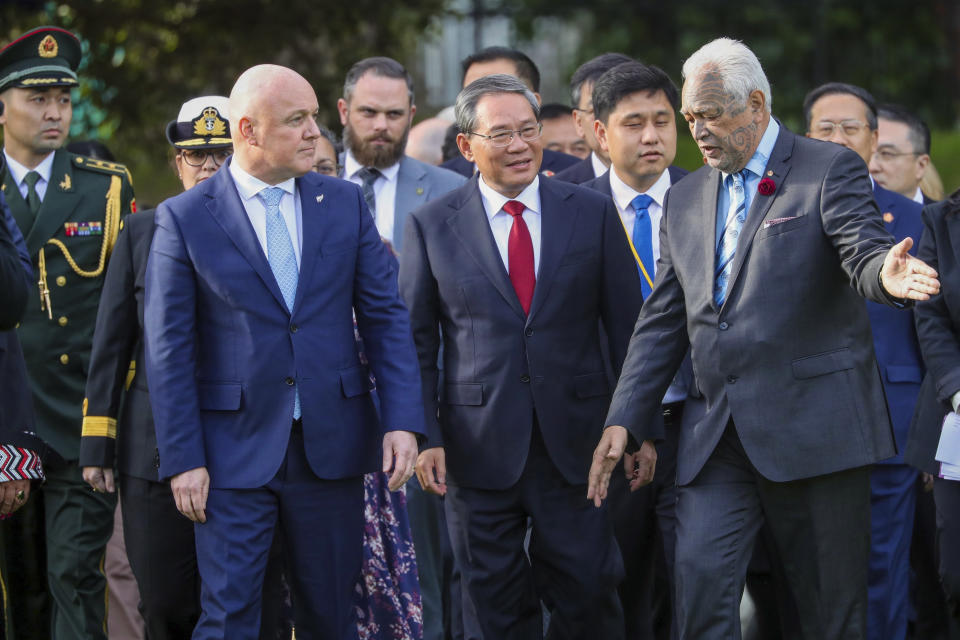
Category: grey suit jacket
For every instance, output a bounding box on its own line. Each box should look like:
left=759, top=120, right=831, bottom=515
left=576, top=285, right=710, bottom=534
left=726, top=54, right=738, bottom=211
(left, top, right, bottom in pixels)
left=605, top=125, right=899, bottom=485
left=392, top=156, right=465, bottom=253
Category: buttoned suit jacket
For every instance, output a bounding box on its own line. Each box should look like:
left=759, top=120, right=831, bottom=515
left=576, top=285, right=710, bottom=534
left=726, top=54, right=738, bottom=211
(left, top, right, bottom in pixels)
left=907, top=197, right=960, bottom=474
left=80, top=210, right=160, bottom=479
left=390, top=156, right=466, bottom=254
left=867, top=183, right=924, bottom=465
left=605, top=125, right=898, bottom=486
left=399, top=175, right=643, bottom=490
left=145, top=163, right=425, bottom=488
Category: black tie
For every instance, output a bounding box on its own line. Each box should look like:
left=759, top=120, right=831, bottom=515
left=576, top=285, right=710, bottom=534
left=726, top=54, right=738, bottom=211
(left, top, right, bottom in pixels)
left=23, top=171, right=42, bottom=217
left=357, top=167, right=381, bottom=220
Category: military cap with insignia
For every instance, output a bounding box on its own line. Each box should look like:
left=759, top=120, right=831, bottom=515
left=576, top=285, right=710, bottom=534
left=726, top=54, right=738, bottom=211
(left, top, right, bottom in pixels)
left=0, top=26, right=81, bottom=93
left=166, top=95, right=232, bottom=148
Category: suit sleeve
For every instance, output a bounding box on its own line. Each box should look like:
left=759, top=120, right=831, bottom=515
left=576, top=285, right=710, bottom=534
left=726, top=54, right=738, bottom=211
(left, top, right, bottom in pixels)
left=914, top=204, right=960, bottom=403
left=398, top=211, right=444, bottom=448
left=604, top=188, right=690, bottom=443
left=144, top=205, right=206, bottom=479
left=79, top=222, right=139, bottom=468
left=819, top=149, right=896, bottom=304
left=0, top=192, right=31, bottom=330
left=350, top=187, right=426, bottom=438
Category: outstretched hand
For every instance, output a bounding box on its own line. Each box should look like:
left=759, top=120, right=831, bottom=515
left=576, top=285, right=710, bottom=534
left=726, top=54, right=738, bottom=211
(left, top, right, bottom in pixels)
left=880, top=238, right=940, bottom=301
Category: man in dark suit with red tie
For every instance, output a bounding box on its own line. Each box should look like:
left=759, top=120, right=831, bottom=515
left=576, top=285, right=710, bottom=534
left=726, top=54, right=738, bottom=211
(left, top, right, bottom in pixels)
left=401, top=74, right=642, bottom=639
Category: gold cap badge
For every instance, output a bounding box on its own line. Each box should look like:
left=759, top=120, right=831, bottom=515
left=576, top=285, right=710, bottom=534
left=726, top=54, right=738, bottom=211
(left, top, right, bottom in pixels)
left=193, top=107, right=227, bottom=137
left=38, top=35, right=58, bottom=58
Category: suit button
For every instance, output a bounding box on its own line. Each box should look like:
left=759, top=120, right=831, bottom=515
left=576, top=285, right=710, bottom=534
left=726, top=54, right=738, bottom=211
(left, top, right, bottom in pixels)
left=56, top=276, right=66, bottom=287
left=285, top=377, right=295, bottom=386
left=520, top=375, right=530, bottom=383
left=290, top=324, right=298, bottom=333
left=726, top=375, right=737, bottom=383
left=60, top=354, right=69, bottom=365
left=718, top=322, right=728, bottom=330
left=58, top=316, right=68, bottom=326
left=525, top=328, right=534, bottom=337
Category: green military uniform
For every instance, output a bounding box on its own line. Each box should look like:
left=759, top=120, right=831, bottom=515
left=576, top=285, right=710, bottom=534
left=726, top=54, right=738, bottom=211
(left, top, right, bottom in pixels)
left=0, top=27, right=135, bottom=640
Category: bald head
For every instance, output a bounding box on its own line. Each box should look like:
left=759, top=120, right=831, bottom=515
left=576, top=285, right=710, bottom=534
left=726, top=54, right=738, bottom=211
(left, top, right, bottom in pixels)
left=228, top=64, right=320, bottom=184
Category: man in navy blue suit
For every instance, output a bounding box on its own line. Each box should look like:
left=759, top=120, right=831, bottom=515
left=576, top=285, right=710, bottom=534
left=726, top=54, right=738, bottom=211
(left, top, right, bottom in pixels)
left=804, top=82, right=924, bottom=640
left=583, top=60, right=688, bottom=640
left=144, top=64, right=425, bottom=639
left=401, top=74, right=642, bottom=640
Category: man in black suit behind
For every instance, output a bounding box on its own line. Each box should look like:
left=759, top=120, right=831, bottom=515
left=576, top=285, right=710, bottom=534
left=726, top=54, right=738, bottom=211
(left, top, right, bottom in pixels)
left=583, top=60, right=688, bottom=640
left=401, top=74, right=642, bottom=640
left=440, top=47, right=579, bottom=178
left=587, top=38, right=939, bottom=639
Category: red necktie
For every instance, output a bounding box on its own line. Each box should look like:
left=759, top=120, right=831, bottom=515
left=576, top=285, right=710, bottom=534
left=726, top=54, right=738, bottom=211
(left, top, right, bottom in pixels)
left=503, top=200, right=535, bottom=314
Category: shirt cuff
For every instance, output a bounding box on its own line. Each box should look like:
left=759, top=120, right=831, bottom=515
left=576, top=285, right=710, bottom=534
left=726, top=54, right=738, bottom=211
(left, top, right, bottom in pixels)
left=951, top=390, right=960, bottom=413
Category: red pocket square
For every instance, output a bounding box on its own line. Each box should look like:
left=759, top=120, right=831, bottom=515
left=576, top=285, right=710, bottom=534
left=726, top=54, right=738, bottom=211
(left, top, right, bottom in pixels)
left=762, top=216, right=799, bottom=229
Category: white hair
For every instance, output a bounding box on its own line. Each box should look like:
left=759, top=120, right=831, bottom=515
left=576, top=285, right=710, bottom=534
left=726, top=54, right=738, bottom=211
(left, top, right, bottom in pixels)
left=681, top=38, right=772, bottom=113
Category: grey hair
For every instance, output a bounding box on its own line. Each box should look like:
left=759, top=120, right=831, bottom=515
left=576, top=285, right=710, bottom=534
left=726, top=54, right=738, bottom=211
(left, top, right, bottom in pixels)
left=455, top=74, right=540, bottom=134
left=681, top=38, right=772, bottom=113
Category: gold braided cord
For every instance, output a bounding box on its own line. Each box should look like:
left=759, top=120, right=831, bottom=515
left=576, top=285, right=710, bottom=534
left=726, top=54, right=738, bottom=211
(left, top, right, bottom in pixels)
left=44, top=175, right=122, bottom=279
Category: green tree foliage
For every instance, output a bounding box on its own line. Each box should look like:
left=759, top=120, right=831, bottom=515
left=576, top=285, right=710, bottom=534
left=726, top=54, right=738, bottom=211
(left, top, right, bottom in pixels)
left=1, top=0, right=447, bottom=204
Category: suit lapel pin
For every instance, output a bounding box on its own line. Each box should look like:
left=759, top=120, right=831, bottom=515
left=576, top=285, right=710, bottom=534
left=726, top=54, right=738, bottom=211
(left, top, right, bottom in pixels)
left=316, top=194, right=324, bottom=204
left=416, top=187, right=424, bottom=195
left=883, top=212, right=894, bottom=223
left=59, top=174, right=72, bottom=191
left=766, top=170, right=774, bottom=177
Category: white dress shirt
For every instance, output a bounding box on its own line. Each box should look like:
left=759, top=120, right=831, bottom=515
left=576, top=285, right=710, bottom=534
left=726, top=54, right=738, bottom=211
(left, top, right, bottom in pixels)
left=478, top=175, right=542, bottom=275
left=609, top=166, right=671, bottom=265
left=590, top=152, right=608, bottom=180
left=343, top=151, right=400, bottom=242
left=228, top=160, right=303, bottom=267
left=913, top=187, right=924, bottom=204
left=4, top=150, right=55, bottom=202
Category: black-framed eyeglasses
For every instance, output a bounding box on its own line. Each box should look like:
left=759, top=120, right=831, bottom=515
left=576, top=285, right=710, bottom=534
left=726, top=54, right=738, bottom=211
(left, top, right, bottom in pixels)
left=468, top=123, right=542, bottom=148
left=180, top=148, right=233, bottom=167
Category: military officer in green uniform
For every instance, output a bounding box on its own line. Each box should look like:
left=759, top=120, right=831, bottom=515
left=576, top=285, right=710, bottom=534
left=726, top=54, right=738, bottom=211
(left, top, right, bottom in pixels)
left=0, top=26, right=135, bottom=640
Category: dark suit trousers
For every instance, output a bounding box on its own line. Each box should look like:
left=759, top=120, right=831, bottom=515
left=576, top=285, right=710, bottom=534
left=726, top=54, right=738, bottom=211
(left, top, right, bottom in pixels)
left=192, top=423, right=363, bottom=640
left=445, top=422, right=625, bottom=640
left=608, top=403, right=680, bottom=640
left=674, top=422, right=870, bottom=640
left=121, top=475, right=290, bottom=640
left=934, top=478, right=960, bottom=621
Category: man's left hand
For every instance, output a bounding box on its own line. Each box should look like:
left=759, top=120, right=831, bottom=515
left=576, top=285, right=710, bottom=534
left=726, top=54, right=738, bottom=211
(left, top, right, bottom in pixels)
left=383, top=430, right=418, bottom=491
left=880, top=238, right=940, bottom=301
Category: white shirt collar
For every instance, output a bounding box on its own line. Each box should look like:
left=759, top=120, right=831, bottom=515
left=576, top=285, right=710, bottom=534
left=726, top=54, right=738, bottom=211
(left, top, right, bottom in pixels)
left=343, top=150, right=400, bottom=183
left=913, top=186, right=924, bottom=204
left=3, top=149, right=55, bottom=187
left=590, top=151, right=607, bottom=179
left=228, top=159, right=296, bottom=202
left=478, top=175, right=541, bottom=221
left=609, top=166, right=671, bottom=213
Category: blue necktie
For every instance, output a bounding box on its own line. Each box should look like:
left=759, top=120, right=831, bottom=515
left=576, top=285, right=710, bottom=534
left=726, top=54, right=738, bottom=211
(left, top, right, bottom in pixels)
left=259, top=186, right=301, bottom=419
left=715, top=171, right=747, bottom=307
left=631, top=194, right=655, bottom=299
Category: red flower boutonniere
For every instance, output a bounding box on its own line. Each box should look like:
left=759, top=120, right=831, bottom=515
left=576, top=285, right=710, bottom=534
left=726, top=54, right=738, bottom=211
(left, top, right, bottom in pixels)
left=758, top=177, right=776, bottom=196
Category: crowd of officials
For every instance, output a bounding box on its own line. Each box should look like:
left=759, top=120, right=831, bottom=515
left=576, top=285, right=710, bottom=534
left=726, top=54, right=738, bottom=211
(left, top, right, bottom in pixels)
left=0, top=21, right=957, bottom=640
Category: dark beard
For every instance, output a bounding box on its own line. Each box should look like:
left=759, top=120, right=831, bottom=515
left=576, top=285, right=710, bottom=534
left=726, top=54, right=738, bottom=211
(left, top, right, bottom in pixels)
left=344, top=124, right=409, bottom=170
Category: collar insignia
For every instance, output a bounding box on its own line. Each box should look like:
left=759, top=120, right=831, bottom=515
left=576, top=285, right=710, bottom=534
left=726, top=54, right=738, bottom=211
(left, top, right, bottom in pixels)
left=59, top=174, right=71, bottom=191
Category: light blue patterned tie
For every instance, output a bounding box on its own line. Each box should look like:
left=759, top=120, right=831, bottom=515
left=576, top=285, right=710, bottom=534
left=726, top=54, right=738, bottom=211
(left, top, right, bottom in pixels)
left=259, top=186, right=301, bottom=419
left=714, top=171, right=747, bottom=307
